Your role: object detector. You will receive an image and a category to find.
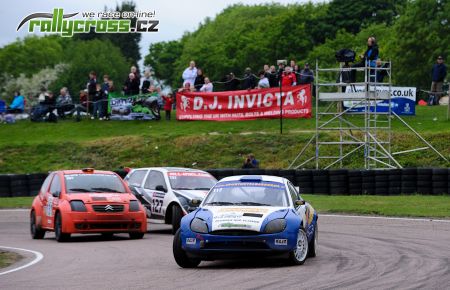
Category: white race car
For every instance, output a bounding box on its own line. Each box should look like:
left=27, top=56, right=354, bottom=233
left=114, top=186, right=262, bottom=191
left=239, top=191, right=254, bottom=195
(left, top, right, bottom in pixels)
left=124, top=167, right=217, bottom=233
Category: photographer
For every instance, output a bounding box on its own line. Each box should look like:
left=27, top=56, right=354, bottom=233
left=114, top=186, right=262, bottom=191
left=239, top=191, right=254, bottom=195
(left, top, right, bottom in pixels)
left=351, top=37, right=379, bottom=80
left=242, top=154, right=260, bottom=169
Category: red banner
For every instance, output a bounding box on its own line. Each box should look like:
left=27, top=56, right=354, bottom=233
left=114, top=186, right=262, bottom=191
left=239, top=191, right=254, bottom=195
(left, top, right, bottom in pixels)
left=176, top=85, right=312, bottom=121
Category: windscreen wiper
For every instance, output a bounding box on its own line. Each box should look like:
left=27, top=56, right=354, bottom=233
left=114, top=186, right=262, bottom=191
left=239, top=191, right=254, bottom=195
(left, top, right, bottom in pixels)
left=68, top=188, right=92, bottom=193
left=236, top=202, right=271, bottom=206
left=204, top=201, right=235, bottom=206
left=90, top=187, right=122, bottom=193
left=193, top=187, right=211, bottom=190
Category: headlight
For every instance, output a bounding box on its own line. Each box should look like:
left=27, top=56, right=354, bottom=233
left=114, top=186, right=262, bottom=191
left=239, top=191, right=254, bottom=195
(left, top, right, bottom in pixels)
left=70, top=200, right=87, bottom=212
left=129, top=200, right=140, bottom=212
left=190, top=218, right=209, bottom=233
left=263, top=219, right=286, bottom=234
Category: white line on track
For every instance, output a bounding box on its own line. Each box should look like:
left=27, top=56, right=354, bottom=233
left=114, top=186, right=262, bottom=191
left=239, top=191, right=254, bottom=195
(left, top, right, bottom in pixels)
left=321, top=214, right=450, bottom=223
left=0, top=209, right=29, bottom=212
left=0, top=246, right=43, bottom=276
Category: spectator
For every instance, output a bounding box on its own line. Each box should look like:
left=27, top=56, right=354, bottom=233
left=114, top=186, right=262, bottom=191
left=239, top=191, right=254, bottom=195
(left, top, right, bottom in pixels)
left=182, top=61, right=197, bottom=86
left=258, top=71, right=270, bottom=88
left=242, top=67, right=257, bottom=90
left=375, top=59, right=389, bottom=83
left=277, top=62, right=286, bottom=84
left=430, top=56, right=447, bottom=105
left=178, top=82, right=194, bottom=93
left=141, top=69, right=153, bottom=94
left=6, top=91, right=25, bottom=113
left=74, top=90, right=89, bottom=121
left=225, top=73, right=240, bottom=91
left=123, top=73, right=140, bottom=95
left=56, top=87, right=74, bottom=118
left=194, top=69, right=205, bottom=91
left=268, top=65, right=279, bottom=88
left=298, top=63, right=314, bottom=85
left=293, top=64, right=301, bottom=81
left=162, top=93, right=174, bottom=120
left=87, top=71, right=97, bottom=108
left=101, top=75, right=110, bottom=118
left=281, top=66, right=296, bottom=87
left=290, top=60, right=296, bottom=69
left=200, top=77, right=213, bottom=92
left=263, top=64, right=270, bottom=77
left=241, top=154, right=260, bottom=169
left=92, top=84, right=106, bottom=120
left=131, top=65, right=140, bottom=80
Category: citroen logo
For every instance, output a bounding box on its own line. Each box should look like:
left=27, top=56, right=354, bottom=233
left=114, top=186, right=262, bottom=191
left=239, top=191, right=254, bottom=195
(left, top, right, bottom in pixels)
left=104, top=205, right=114, bottom=211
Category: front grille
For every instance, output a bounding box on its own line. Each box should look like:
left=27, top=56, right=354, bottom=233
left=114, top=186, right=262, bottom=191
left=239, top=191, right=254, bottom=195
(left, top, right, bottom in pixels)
left=210, top=230, right=261, bottom=236
left=75, top=222, right=141, bottom=230
left=204, top=241, right=268, bottom=250
left=92, top=204, right=124, bottom=212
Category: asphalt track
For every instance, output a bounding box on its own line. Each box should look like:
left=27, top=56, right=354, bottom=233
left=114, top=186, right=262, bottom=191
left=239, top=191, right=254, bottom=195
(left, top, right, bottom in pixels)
left=1, top=210, right=450, bottom=290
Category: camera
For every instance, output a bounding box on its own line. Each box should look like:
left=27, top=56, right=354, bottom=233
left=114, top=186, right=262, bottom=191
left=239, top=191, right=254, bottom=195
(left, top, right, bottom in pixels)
left=335, top=48, right=356, bottom=63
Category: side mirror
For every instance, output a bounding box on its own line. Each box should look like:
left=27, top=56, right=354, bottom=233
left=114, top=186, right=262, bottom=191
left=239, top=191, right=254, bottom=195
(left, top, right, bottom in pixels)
left=155, top=185, right=167, bottom=193
left=191, top=199, right=201, bottom=206
left=52, top=191, right=60, bottom=198
left=295, top=200, right=305, bottom=206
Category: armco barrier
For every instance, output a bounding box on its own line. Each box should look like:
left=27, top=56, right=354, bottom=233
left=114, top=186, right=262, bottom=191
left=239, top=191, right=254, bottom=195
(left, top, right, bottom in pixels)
left=0, top=168, right=448, bottom=197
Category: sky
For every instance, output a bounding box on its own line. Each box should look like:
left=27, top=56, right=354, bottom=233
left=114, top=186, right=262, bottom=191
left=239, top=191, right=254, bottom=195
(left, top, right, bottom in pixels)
left=0, top=0, right=323, bottom=67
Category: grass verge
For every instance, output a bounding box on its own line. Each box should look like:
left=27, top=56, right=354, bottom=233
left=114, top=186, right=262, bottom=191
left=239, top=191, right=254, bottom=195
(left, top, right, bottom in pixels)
left=2, top=195, right=450, bottom=218
left=0, top=251, right=23, bottom=269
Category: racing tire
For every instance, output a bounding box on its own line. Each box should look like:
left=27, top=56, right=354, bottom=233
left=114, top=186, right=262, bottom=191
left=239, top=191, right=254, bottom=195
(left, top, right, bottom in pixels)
left=55, top=213, right=70, bottom=242
left=129, top=232, right=145, bottom=239
left=171, top=205, right=183, bottom=235
left=289, top=228, right=309, bottom=265
left=308, top=223, right=318, bottom=258
left=173, top=229, right=201, bottom=268
left=30, top=211, right=45, bottom=239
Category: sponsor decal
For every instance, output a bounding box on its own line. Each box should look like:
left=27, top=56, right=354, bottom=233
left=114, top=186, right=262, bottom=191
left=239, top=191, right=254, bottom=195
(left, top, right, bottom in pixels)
left=17, top=8, right=159, bottom=37
left=274, top=239, right=288, bottom=245
left=168, top=172, right=211, bottom=177
left=186, top=238, right=196, bottom=245
left=176, top=86, right=312, bottom=121
left=219, top=223, right=250, bottom=228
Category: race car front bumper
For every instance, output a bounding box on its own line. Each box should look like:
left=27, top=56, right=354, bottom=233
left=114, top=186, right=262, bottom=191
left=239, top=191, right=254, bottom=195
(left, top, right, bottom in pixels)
left=181, top=230, right=298, bottom=259
left=61, top=211, right=147, bottom=234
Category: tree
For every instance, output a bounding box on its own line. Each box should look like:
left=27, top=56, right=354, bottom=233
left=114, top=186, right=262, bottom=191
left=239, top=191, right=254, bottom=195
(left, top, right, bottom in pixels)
left=0, top=36, right=64, bottom=78
left=51, top=39, right=131, bottom=99
left=391, top=0, right=450, bottom=88
left=144, top=41, right=183, bottom=88
left=75, top=1, right=141, bottom=66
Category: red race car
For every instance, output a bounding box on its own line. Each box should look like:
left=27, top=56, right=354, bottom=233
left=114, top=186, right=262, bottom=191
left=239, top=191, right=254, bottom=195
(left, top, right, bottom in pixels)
left=30, top=168, right=147, bottom=242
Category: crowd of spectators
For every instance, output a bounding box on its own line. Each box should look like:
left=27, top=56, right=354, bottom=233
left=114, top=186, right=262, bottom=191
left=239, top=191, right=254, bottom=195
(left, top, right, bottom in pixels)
left=179, top=59, right=315, bottom=93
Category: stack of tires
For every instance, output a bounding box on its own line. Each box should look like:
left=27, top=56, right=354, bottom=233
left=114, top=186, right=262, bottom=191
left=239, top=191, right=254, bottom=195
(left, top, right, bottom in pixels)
left=388, top=169, right=402, bottom=195
left=401, top=168, right=417, bottom=194
left=27, top=173, right=47, bottom=196
left=279, top=169, right=295, bottom=184
left=312, top=170, right=329, bottom=194
left=432, top=168, right=448, bottom=195
left=361, top=171, right=375, bottom=195
left=416, top=168, right=433, bottom=195
left=328, top=170, right=348, bottom=195
left=0, top=175, right=11, bottom=197
left=9, top=174, right=29, bottom=197
left=374, top=170, right=389, bottom=195
left=295, top=170, right=313, bottom=194
left=348, top=170, right=362, bottom=195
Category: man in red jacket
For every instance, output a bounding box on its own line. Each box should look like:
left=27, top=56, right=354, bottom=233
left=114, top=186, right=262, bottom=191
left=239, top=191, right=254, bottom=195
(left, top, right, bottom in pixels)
left=162, top=93, right=174, bottom=120
left=281, top=66, right=297, bottom=87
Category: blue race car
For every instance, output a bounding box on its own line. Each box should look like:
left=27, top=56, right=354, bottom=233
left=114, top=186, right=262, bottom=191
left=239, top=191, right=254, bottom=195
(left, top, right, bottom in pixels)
left=172, top=175, right=318, bottom=268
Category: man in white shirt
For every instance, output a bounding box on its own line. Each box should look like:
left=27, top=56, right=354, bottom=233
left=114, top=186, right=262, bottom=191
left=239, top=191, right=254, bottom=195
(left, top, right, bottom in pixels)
left=182, top=61, right=197, bottom=86
left=200, top=77, right=213, bottom=92
left=258, top=71, right=270, bottom=88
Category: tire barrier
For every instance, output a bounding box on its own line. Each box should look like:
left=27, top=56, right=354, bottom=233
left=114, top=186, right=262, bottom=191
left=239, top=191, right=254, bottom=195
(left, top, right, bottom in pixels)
left=0, top=168, right=449, bottom=197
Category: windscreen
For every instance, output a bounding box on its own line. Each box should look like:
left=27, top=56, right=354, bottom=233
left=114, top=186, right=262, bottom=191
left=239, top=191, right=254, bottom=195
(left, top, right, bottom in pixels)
left=203, top=181, right=288, bottom=207
left=168, top=172, right=217, bottom=190
left=65, top=174, right=126, bottom=193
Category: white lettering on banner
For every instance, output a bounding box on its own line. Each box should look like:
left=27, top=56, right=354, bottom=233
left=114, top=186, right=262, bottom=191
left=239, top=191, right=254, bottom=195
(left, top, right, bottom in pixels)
left=246, top=94, right=256, bottom=108
left=263, top=93, right=273, bottom=107
left=208, top=96, right=218, bottom=110
left=285, top=92, right=294, bottom=106
left=193, top=96, right=203, bottom=110
left=234, top=95, right=245, bottom=109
